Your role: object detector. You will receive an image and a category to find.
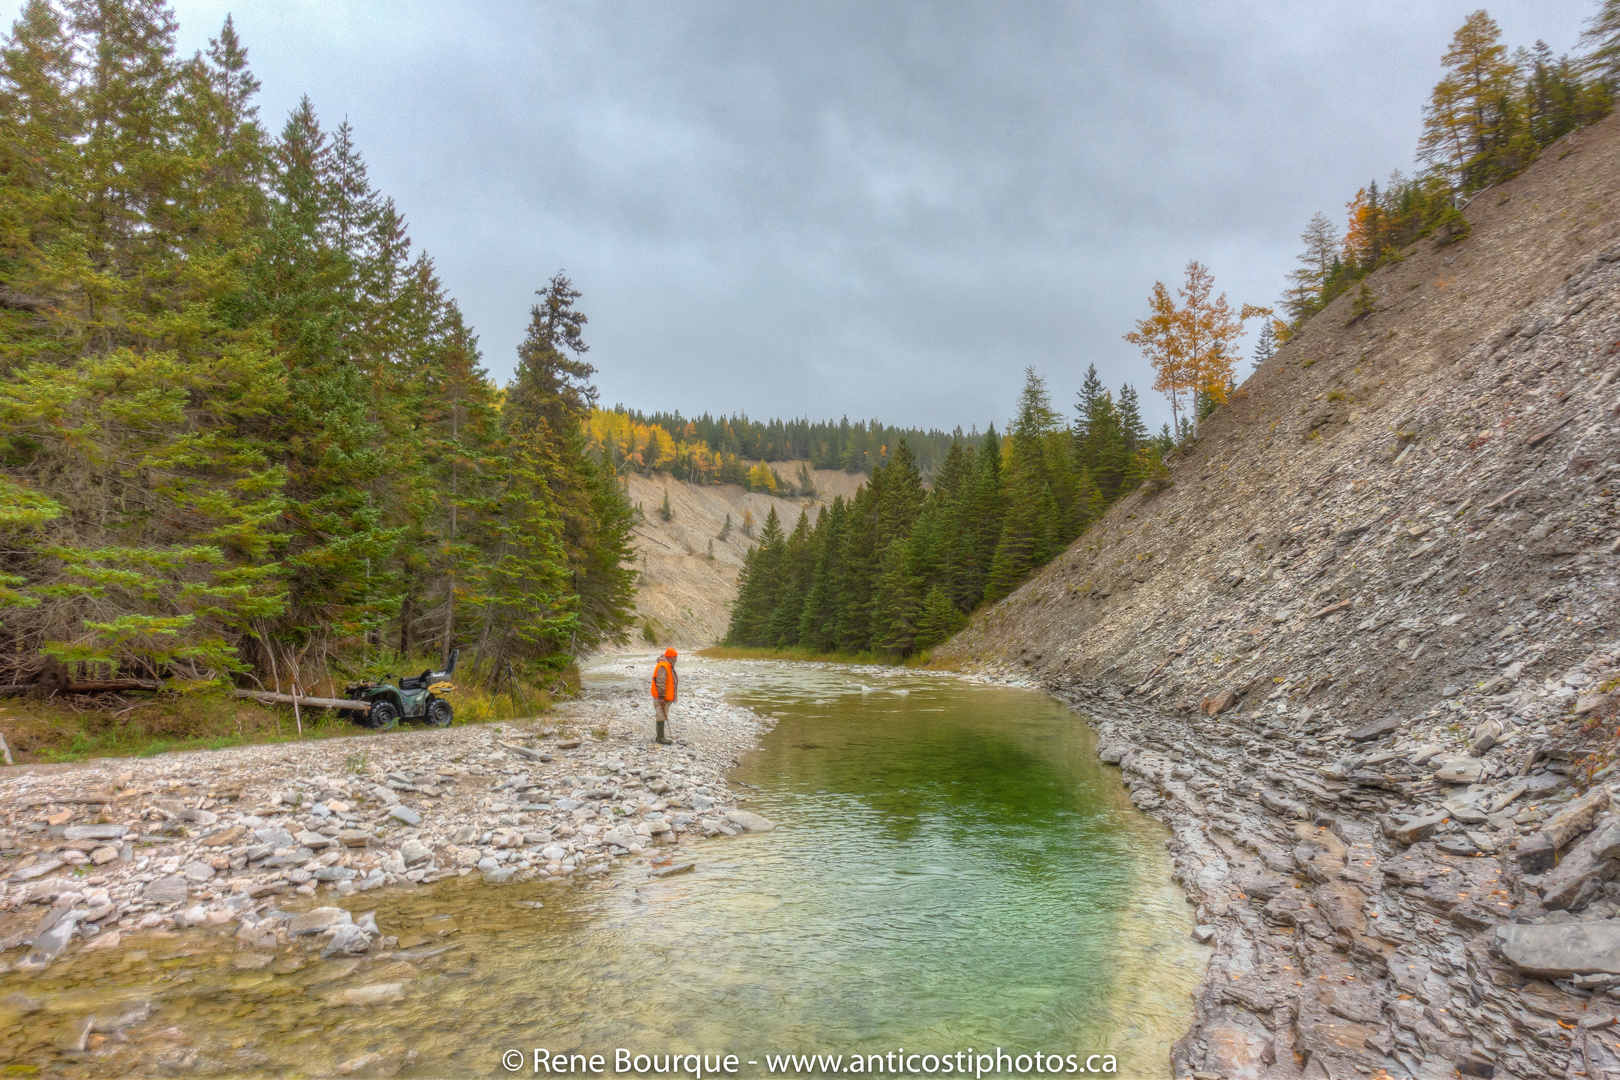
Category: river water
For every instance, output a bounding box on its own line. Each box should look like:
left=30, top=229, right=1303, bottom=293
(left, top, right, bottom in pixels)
left=0, top=660, right=1205, bottom=1078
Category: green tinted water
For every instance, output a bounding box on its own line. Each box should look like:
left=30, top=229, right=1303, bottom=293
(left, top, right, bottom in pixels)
left=0, top=660, right=1204, bottom=1078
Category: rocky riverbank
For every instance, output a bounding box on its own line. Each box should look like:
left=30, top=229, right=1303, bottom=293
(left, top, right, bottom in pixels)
left=0, top=676, right=775, bottom=975
left=1057, top=638, right=1620, bottom=1080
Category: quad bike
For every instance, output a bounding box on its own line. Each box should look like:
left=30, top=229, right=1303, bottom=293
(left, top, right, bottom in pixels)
left=342, top=649, right=459, bottom=731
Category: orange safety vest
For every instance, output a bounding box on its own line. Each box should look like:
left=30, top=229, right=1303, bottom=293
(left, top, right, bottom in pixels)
left=650, top=659, right=677, bottom=702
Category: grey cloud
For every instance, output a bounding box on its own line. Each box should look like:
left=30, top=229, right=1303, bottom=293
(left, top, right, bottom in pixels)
left=150, top=0, right=1596, bottom=430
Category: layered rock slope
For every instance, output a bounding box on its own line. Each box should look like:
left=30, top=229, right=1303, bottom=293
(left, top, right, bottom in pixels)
left=941, top=112, right=1620, bottom=1079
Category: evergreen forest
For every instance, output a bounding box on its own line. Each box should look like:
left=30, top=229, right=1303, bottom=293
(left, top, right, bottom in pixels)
left=0, top=3, right=637, bottom=695
left=587, top=407, right=970, bottom=490
left=725, top=367, right=1165, bottom=655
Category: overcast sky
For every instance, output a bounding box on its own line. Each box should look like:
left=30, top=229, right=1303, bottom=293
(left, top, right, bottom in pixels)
left=27, top=1, right=1603, bottom=431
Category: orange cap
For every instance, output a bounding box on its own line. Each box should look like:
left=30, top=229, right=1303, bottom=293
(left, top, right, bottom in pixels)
left=664, top=648, right=678, bottom=659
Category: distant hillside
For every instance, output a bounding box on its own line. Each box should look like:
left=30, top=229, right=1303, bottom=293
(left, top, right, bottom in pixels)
left=615, top=467, right=867, bottom=646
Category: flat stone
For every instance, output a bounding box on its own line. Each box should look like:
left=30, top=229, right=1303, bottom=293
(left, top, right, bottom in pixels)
left=92, top=1001, right=151, bottom=1032
left=1525, top=771, right=1564, bottom=795
left=651, top=863, right=696, bottom=878
left=321, top=923, right=372, bottom=957
left=1489, top=781, right=1529, bottom=813
left=1511, top=833, right=1557, bottom=875
left=1497, top=921, right=1620, bottom=979
left=1409, top=745, right=1445, bottom=767
left=336, top=829, right=372, bottom=848
left=18, top=913, right=78, bottom=972
left=1434, top=836, right=1481, bottom=856
left=1545, top=789, right=1610, bottom=848
left=1433, top=757, right=1485, bottom=784
left=143, top=876, right=189, bottom=904
left=724, top=810, right=775, bottom=833
left=288, top=907, right=352, bottom=936
left=1540, top=820, right=1620, bottom=909
left=1347, top=716, right=1402, bottom=742
left=295, top=830, right=334, bottom=849
left=181, top=861, right=216, bottom=882
left=1577, top=692, right=1614, bottom=716
left=199, top=825, right=246, bottom=848
left=388, top=806, right=422, bottom=826
left=331, top=982, right=404, bottom=1006
left=62, top=825, right=127, bottom=841
left=12, top=859, right=64, bottom=882
left=1471, top=719, right=1504, bottom=755
left=1388, top=811, right=1449, bottom=845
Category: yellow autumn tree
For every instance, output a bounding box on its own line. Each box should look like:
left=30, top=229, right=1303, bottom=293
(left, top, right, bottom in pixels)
left=1124, top=280, right=1186, bottom=436
left=1127, top=262, right=1265, bottom=441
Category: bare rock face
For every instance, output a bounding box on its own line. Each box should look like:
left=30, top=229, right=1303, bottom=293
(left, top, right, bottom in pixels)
left=1497, top=922, right=1620, bottom=979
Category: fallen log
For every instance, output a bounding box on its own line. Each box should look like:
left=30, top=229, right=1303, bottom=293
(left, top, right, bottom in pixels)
left=232, top=689, right=371, bottom=711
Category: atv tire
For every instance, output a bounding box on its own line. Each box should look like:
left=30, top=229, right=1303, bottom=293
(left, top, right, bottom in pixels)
left=426, top=698, right=453, bottom=727
left=365, top=702, right=400, bottom=731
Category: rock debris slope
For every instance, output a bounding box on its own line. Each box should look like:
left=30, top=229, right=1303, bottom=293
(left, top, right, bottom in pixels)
left=941, top=112, right=1620, bottom=1079
left=621, top=468, right=866, bottom=646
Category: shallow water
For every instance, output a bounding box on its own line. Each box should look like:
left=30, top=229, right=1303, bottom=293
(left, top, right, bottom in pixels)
left=0, top=660, right=1205, bottom=1078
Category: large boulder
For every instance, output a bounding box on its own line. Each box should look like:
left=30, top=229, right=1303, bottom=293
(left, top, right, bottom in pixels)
left=724, top=810, right=776, bottom=833
left=1433, top=757, right=1485, bottom=784
left=1387, top=811, right=1448, bottom=845
left=1496, top=921, right=1620, bottom=979
left=1538, top=817, right=1620, bottom=910
left=143, top=876, right=189, bottom=905
left=1544, top=789, right=1611, bottom=849
left=288, top=907, right=352, bottom=936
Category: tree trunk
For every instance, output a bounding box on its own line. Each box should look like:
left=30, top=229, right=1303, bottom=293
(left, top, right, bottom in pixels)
left=232, top=689, right=371, bottom=711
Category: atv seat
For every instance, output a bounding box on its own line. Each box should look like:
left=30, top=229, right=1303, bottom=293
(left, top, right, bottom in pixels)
left=398, top=670, right=433, bottom=690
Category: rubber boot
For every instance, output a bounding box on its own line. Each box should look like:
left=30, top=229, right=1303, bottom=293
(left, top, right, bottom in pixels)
left=656, top=720, right=672, bottom=745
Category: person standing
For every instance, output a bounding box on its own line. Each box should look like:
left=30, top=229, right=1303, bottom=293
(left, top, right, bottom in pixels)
left=650, top=648, right=678, bottom=745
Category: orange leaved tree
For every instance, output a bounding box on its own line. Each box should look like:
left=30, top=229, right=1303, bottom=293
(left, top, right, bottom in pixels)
left=1126, top=261, right=1268, bottom=441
